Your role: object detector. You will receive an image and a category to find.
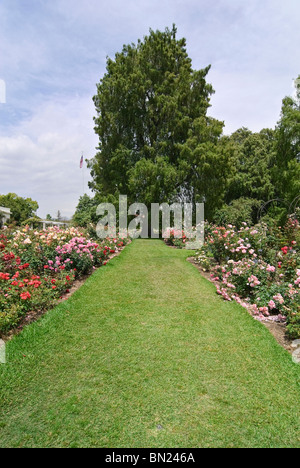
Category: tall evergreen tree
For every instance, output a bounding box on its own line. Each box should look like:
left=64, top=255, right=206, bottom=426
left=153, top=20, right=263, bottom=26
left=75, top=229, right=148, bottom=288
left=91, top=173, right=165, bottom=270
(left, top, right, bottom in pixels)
left=89, top=26, right=230, bottom=219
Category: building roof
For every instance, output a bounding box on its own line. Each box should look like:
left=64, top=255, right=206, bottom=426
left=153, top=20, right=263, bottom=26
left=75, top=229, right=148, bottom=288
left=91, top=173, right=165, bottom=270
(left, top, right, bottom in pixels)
left=0, top=206, right=11, bottom=215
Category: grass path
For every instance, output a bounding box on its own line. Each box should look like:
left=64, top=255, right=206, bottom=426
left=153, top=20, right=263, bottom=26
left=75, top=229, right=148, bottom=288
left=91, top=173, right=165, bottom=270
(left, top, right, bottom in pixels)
left=0, top=240, right=299, bottom=448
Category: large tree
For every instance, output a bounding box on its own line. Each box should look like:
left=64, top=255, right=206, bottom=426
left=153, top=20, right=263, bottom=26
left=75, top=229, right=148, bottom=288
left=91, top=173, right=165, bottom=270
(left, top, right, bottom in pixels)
left=89, top=25, right=230, bottom=219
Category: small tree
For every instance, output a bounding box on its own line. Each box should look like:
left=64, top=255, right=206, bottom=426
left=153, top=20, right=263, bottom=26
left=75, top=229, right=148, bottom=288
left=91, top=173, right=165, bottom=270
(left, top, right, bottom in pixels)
left=73, top=194, right=101, bottom=227
left=0, top=193, right=39, bottom=225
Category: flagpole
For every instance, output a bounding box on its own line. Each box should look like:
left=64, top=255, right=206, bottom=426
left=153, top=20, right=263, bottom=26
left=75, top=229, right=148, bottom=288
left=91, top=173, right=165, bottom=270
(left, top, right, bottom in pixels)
left=81, top=152, right=84, bottom=195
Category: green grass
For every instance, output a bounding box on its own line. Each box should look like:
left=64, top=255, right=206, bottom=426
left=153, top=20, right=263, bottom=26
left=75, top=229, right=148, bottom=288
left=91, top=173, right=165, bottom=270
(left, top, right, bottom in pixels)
left=0, top=239, right=299, bottom=448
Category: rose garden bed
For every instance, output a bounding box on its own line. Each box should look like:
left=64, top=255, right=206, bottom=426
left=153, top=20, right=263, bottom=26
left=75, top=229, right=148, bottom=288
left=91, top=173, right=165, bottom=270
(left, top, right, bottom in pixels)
left=165, top=218, right=300, bottom=341
left=192, top=219, right=300, bottom=341
left=0, top=225, right=129, bottom=337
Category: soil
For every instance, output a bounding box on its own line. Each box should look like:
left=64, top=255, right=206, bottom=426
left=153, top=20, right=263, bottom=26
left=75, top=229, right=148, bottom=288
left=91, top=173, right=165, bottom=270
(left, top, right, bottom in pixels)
left=187, top=257, right=294, bottom=354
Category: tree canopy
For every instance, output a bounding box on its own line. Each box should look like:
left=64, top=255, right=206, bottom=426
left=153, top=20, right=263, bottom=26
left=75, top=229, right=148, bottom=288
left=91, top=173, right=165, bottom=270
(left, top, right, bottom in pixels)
left=0, top=193, right=39, bottom=225
left=85, top=26, right=299, bottom=227
left=73, top=194, right=100, bottom=227
left=226, top=127, right=276, bottom=203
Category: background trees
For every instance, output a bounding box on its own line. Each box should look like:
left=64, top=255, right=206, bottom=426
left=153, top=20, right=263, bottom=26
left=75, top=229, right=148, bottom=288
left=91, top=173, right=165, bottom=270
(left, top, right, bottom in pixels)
left=226, top=128, right=275, bottom=203
left=273, top=76, right=300, bottom=205
left=215, top=77, right=300, bottom=225
left=0, top=193, right=39, bottom=225
left=86, top=25, right=299, bottom=227
left=73, top=194, right=101, bottom=227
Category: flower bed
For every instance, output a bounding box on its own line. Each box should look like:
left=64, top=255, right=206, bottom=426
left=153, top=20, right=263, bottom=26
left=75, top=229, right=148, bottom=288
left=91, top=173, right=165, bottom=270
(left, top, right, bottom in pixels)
left=194, top=219, right=300, bottom=339
left=0, top=226, right=128, bottom=334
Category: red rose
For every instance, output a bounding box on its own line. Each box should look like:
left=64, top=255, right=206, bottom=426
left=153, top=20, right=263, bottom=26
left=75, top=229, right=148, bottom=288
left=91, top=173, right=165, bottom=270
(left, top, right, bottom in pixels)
left=20, top=291, right=31, bottom=300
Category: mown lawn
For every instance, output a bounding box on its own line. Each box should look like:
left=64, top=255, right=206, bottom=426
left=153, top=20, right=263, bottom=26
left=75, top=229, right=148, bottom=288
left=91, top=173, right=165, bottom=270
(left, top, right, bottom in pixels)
left=0, top=239, right=299, bottom=448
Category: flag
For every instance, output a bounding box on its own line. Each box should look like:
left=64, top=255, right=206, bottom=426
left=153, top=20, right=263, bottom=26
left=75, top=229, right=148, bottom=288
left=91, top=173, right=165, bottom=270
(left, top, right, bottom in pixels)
left=80, top=155, right=84, bottom=169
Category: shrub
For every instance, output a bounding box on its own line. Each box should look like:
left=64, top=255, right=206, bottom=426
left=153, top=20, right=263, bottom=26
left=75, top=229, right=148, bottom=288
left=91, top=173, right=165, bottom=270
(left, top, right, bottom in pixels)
left=0, top=226, right=129, bottom=334
left=213, top=198, right=261, bottom=229
left=197, top=219, right=300, bottom=339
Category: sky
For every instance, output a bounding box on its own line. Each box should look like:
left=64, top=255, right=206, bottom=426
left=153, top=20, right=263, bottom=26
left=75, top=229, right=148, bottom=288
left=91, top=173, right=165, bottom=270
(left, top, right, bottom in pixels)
left=0, top=0, right=299, bottom=219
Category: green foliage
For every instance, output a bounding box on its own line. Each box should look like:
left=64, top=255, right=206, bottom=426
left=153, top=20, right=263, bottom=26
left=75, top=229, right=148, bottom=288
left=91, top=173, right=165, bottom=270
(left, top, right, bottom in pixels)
left=128, top=156, right=179, bottom=205
left=0, top=193, right=39, bottom=225
left=73, top=193, right=122, bottom=230
left=199, top=219, right=300, bottom=339
left=226, top=128, right=275, bottom=204
left=212, top=91, right=300, bottom=225
left=86, top=32, right=299, bottom=227
left=73, top=194, right=100, bottom=227
left=179, top=118, right=233, bottom=220
left=22, top=217, right=42, bottom=228
left=259, top=205, right=289, bottom=228
left=214, top=197, right=262, bottom=228
left=286, top=309, right=300, bottom=340
left=273, top=76, right=300, bottom=203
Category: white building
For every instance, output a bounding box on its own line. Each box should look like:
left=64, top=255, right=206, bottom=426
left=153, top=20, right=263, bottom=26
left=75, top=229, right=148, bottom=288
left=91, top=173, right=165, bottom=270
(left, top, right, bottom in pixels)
left=0, top=206, right=11, bottom=225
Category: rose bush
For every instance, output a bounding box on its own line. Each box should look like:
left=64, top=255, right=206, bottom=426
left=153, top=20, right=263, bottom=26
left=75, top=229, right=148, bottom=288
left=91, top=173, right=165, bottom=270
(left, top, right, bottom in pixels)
left=164, top=228, right=188, bottom=248
left=195, top=218, right=300, bottom=339
left=0, top=226, right=128, bottom=334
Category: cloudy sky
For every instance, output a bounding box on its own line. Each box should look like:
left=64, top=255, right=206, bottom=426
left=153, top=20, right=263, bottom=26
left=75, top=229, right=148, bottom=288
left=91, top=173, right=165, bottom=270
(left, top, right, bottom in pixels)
left=0, top=0, right=299, bottom=219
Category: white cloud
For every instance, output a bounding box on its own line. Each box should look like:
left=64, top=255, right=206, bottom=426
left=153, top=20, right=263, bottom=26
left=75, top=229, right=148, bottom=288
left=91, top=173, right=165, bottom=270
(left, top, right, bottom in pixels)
left=207, top=69, right=292, bottom=135
left=0, top=95, right=97, bottom=219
